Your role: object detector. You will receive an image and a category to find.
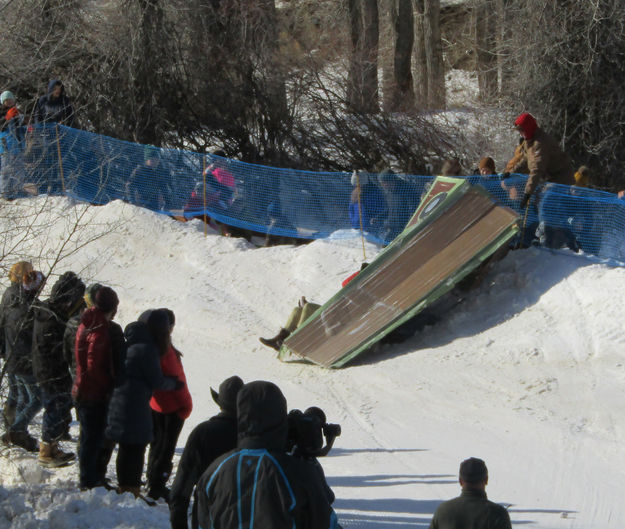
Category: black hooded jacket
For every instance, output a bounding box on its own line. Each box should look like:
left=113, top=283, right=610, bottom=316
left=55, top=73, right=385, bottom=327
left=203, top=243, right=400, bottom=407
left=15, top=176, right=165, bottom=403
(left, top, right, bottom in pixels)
left=195, top=381, right=339, bottom=529
left=0, top=283, right=39, bottom=376
left=34, top=80, right=75, bottom=126
left=32, top=272, right=85, bottom=392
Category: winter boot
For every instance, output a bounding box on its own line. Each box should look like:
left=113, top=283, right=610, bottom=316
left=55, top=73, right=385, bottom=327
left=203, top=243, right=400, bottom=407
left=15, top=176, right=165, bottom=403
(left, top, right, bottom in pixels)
left=147, top=483, right=170, bottom=502
left=38, top=441, right=75, bottom=468
left=6, top=431, right=38, bottom=452
left=259, top=328, right=291, bottom=351
left=118, top=485, right=142, bottom=498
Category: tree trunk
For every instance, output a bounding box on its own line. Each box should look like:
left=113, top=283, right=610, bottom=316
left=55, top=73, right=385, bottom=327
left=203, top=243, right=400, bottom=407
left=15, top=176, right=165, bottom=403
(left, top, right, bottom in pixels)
left=347, top=0, right=379, bottom=113
left=497, top=0, right=513, bottom=95
left=423, top=0, right=445, bottom=108
left=385, top=0, right=414, bottom=112
left=412, top=0, right=428, bottom=105
left=474, top=0, right=498, bottom=101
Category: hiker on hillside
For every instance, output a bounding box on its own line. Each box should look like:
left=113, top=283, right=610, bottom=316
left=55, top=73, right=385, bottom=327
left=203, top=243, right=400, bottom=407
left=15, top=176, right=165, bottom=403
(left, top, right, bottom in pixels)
left=34, top=80, right=75, bottom=127
left=105, top=311, right=182, bottom=498
left=170, top=375, right=243, bottom=529
left=429, top=457, right=511, bottom=529
left=0, top=261, right=34, bottom=430
left=195, top=380, right=340, bottom=529
left=32, top=271, right=85, bottom=467
left=145, top=308, right=193, bottom=502
left=73, top=286, right=122, bottom=489
left=508, top=112, right=574, bottom=209
left=0, top=270, right=44, bottom=452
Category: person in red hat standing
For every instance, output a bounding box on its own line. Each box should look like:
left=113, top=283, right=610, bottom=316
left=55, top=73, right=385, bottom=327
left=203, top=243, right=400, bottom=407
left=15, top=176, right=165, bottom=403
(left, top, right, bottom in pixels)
left=508, top=112, right=574, bottom=208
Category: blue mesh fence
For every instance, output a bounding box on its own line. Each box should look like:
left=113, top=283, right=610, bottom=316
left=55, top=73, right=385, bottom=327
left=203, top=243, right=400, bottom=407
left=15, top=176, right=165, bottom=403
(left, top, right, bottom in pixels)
left=1, top=123, right=624, bottom=263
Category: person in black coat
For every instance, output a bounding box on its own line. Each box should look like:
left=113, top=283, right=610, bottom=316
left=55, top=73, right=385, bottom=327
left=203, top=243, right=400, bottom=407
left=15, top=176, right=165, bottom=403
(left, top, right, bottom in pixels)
left=34, top=80, right=75, bottom=127
left=0, top=271, right=44, bottom=451
left=195, top=380, right=340, bottom=529
left=169, top=375, right=243, bottom=529
left=32, top=271, right=85, bottom=467
left=105, top=311, right=181, bottom=497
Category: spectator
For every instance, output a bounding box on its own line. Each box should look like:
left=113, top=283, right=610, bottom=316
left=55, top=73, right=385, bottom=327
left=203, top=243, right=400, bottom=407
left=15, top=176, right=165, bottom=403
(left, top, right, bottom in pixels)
left=509, top=112, right=574, bottom=208
left=477, top=157, right=496, bottom=176
left=105, top=311, right=181, bottom=497
left=378, top=168, right=415, bottom=241
left=441, top=158, right=463, bottom=177
left=126, top=146, right=166, bottom=210
left=195, top=380, right=340, bottom=529
left=73, top=286, right=121, bottom=489
left=32, top=271, right=85, bottom=467
left=573, top=165, right=591, bottom=188
left=0, top=261, right=33, bottom=429
left=1, top=90, right=25, bottom=197
left=34, top=80, right=75, bottom=127
left=348, top=171, right=386, bottom=233
left=429, top=457, right=511, bottom=529
left=64, top=283, right=101, bottom=379
left=0, top=270, right=44, bottom=451
left=169, top=375, right=243, bottom=529
left=203, top=147, right=235, bottom=210
left=145, top=308, right=193, bottom=502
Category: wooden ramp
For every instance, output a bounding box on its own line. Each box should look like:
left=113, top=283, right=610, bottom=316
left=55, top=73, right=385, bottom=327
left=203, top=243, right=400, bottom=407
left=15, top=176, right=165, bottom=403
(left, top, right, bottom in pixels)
left=279, top=177, right=519, bottom=368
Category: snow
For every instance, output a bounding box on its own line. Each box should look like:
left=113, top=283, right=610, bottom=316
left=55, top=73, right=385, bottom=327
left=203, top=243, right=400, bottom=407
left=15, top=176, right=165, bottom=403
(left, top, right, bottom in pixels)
left=1, top=196, right=624, bottom=528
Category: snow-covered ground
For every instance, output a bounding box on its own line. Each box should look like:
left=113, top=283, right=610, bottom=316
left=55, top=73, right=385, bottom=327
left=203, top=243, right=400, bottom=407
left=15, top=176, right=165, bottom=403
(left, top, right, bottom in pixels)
left=1, top=197, right=624, bottom=529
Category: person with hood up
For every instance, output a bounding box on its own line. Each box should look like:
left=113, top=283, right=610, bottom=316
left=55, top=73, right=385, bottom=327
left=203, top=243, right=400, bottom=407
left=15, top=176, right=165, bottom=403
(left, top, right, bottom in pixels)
left=508, top=112, right=574, bottom=208
left=195, top=380, right=340, bottom=529
left=0, top=270, right=44, bottom=452
left=73, top=286, right=122, bottom=489
left=429, top=457, right=511, bottom=529
left=105, top=309, right=182, bottom=498
left=169, top=375, right=243, bottom=529
left=145, top=308, right=193, bottom=502
left=32, top=271, right=85, bottom=467
left=0, top=261, right=33, bottom=429
left=34, top=80, right=75, bottom=127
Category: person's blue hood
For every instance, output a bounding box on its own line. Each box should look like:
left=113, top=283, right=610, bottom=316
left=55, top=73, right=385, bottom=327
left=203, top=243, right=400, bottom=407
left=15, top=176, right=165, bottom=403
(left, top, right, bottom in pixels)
left=47, top=80, right=64, bottom=96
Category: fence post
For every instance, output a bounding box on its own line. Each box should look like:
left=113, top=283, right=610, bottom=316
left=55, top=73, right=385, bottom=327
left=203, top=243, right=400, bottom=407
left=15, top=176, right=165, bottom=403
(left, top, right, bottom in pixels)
left=354, top=170, right=367, bottom=261
left=55, top=124, right=66, bottom=193
left=202, top=155, right=207, bottom=237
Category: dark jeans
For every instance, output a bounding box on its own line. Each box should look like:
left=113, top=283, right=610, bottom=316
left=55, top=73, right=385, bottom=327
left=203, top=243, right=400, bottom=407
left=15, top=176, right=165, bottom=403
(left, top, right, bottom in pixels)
left=11, top=374, right=42, bottom=433
left=40, top=387, right=72, bottom=443
left=6, top=372, right=18, bottom=409
left=147, top=411, right=184, bottom=490
left=117, top=442, right=147, bottom=488
left=77, top=401, right=112, bottom=487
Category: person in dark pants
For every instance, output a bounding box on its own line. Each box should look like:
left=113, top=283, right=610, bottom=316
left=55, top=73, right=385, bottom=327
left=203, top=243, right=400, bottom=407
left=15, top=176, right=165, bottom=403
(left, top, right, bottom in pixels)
left=105, top=311, right=181, bottom=497
left=32, top=271, right=85, bottom=467
left=195, top=380, right=340, bottom=529
left=34, top=80, right=75, bottom=127
left=0, top=261, right=34, bottom=430
left=429, top=457, right=512, bottom=529
left=73, top=286, right=122, bottom=489
left=144, top=309, right=193, bottom=502
left=169, top=375, right=243, bottom=529
left=1, top=270, right=44, bottom=452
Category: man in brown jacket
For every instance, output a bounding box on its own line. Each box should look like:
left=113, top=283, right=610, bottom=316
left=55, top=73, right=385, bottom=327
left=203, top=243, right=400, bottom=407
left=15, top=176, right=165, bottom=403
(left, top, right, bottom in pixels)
left=509, top=112, right=574, bottom=208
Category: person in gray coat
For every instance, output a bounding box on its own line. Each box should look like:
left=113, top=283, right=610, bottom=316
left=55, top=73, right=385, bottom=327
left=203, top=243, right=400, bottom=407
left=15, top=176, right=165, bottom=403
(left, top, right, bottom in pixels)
left=106, top=311, right=181, bottom=497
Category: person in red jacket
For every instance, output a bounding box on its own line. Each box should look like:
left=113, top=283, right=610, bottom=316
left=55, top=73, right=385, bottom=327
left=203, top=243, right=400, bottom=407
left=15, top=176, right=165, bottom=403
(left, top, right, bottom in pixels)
left=72, top=286, right=120, bottom=489
left=145, top=308, right=192, bottom=502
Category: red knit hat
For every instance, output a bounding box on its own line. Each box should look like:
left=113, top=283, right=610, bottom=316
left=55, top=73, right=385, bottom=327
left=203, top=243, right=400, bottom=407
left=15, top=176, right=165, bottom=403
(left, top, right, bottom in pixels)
left=514, top=112, right=537, bottom=140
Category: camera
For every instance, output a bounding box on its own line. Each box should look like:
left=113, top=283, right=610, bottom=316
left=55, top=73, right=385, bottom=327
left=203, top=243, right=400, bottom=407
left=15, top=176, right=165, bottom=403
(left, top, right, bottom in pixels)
left=287, top=406, right=341, bottom=458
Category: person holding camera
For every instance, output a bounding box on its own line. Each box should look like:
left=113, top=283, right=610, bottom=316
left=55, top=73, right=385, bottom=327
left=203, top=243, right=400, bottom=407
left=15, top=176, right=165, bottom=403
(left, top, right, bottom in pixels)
left=195, top=380, right=340, bottom=529
left=169, top=375, right=243, bottom=529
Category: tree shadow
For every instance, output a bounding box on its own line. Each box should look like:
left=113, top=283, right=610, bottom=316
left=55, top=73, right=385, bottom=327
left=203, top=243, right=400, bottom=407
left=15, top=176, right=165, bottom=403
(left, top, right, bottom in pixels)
left=349, top=247, right=593, bottom=367
left=328, top=474, right=456, bottom=488
left=328, top=447, right=427, bottom=457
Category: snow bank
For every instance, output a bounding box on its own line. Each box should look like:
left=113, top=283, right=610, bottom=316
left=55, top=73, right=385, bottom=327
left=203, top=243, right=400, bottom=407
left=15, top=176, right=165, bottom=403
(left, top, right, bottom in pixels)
left=0, top=197, right=623, bottom=528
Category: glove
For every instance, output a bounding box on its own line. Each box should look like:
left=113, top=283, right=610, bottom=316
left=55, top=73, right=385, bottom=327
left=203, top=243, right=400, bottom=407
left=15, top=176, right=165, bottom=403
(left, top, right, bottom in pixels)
left=520, top=192, right=531, bottom=209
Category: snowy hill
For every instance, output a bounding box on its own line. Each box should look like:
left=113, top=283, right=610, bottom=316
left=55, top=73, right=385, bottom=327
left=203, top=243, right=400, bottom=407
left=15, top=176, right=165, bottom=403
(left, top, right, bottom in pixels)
left=1, top=197, right=624, bottom=528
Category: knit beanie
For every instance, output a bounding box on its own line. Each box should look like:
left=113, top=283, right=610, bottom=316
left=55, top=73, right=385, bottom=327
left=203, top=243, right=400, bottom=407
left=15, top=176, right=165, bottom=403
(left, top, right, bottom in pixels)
left=94, top=286, right=119, bottom=314
left=478, top=157, right=496, bottom=174
left=514, top=112, right=537, bottom=140
left=0, top=91, right=15, bottom=105
left=9, top=261, right=33, bottom=284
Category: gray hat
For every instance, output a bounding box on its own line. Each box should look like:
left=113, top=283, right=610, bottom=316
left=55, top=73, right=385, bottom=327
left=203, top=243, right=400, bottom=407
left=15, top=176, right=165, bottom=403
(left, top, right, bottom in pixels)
left=211, top=375, right=244, bottom=415
left=459, top=457, right=488, bottom=484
